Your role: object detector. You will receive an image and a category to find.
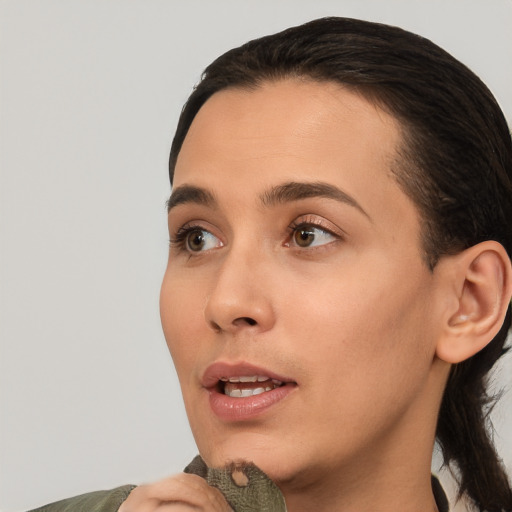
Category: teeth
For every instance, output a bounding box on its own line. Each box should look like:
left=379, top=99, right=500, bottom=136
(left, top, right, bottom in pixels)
left=225, top=386, right=276, bottom=398
left=220, top=375, right=272, bottom=383
left=219, top=375, right=286, bottom=398
left=239, top=376, right=257, bottom=382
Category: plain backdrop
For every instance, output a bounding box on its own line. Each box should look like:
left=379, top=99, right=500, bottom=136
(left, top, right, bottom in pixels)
left=1, top=1, right=511, bottom=511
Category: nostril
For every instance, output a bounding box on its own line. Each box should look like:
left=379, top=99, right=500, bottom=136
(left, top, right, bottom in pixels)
left=208, top=317, right=258, bottom=332
left=210, top=321, right=222, bottom=332
left=236, top=317, right=257, bottom=326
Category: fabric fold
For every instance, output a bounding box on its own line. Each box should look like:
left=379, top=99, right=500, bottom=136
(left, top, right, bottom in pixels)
left=185, top=455, right=287, bottom=512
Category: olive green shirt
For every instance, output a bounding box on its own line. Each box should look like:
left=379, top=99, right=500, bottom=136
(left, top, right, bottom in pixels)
left=28, top=485, right=136, bottom=512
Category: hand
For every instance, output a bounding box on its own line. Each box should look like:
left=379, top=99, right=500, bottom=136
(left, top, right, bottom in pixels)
left=118, top=473, right=234, bottom=512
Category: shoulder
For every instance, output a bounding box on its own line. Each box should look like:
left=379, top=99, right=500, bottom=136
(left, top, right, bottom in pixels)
left=27, top=485, right=136, bottom=512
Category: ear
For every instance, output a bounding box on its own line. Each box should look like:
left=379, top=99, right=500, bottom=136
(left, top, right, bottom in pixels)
left=435, top=241, right=512, bottom=364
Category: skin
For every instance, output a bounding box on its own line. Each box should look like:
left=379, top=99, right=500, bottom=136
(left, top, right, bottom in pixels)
left=155, top=79, right=457, bottom=512
left=119, top=473, right=233, bottom=512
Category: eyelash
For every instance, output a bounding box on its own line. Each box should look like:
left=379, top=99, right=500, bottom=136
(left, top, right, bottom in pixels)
left=170, top=224, right=213, bottom=249
left=286, top=217, right=341, bottom=248
left=169, top=217, right=342, bottom=254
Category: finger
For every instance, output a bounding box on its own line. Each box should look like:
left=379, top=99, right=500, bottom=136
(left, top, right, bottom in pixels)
left=150, top=474, right=231, bottom=509
left=120, top=474, right=233, bottom=512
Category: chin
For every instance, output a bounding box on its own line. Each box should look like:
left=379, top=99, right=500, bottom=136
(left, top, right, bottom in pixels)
left=197, top=430, right=302, bottom=484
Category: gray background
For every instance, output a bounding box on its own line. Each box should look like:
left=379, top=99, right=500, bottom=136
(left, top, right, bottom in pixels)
left=1, top=1, right=511, bottom=511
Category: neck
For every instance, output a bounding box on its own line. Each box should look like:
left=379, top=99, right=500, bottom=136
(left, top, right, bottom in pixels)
left=280, top=459, right=439, bottom=512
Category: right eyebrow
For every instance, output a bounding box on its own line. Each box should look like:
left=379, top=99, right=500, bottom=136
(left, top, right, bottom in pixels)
left=260, top=181, right=369, bottom=219
left=166, top=185, right=217, bottom=212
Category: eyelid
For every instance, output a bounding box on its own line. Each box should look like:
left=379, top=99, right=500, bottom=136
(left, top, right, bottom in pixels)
left=169, top=221, right=224, bottom=253
left=287, top=214, right=346, bottom=238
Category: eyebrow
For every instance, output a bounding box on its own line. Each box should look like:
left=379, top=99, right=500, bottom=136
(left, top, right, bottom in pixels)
left=167, top=181, right=369, bottom=219
left=166, top=185, right=216, bottom=212
left=261, top=181, right=369, bottom=218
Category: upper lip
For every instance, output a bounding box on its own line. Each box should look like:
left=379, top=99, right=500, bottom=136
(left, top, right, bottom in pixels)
left=201, top=361, right=295, bottom=389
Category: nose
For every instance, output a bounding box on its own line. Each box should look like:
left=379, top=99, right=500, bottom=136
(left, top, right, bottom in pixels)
left=204, top=246, right=276, bottom=335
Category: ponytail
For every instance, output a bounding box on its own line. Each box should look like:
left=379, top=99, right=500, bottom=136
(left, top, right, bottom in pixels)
left=437, top=306, right=512, bottom=511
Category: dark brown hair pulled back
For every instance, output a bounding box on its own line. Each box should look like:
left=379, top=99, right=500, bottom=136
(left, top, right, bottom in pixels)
left=169, top=17, right=512, bottom=511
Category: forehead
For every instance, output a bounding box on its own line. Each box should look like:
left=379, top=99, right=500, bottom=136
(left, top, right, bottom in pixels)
left=175, top=79, right=400, bottom=179
left=173, top=79, right=418, bottom=233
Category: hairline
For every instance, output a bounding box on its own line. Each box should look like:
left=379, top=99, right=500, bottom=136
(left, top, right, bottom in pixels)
left=169, top=76, right=437, bottom=269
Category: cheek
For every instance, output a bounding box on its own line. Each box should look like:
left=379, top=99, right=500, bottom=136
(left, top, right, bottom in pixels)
left=289, top=261, right=436, bottom=395
left=160, top=270, right=207, bottom=375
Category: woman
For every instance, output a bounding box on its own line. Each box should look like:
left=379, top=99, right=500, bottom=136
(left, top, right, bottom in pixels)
left=31, top=17, right=512, bottom=512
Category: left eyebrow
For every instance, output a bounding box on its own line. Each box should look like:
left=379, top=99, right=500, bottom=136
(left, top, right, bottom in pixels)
left=166, top=185, right=217, bottom=212
left=261, top=181, right=370, bottom=219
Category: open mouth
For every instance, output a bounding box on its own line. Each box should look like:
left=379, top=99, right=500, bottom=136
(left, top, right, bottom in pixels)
left=204, top=364, right=297, bottom=420
left=219, top=375, right=285, bottom=398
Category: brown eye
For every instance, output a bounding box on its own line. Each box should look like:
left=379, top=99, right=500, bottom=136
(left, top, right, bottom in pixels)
left=294, top=228, right=316, bottom=247
left=186, top=229, right=206, bottom=251
left=290, top=224, right=337, bottom=248
left=181, top=228, right=222, bottom=252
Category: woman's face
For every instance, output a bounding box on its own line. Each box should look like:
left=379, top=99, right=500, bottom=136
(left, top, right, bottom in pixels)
left=161, top=80, right=447, bottom=487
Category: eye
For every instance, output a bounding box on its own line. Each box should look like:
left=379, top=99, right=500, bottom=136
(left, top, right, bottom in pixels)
left=172, top=226, right=223, bottom=253
left=289, top=223, right=338, bottom=248
left=186, top=228, right=221, bottom=252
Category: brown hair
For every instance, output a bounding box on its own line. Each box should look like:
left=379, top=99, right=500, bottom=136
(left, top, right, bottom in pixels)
left=168, top=17, right=512, bottom=511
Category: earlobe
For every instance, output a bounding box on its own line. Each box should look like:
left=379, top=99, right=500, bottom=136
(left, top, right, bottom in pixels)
left=436, top=241, right=512, bottom=364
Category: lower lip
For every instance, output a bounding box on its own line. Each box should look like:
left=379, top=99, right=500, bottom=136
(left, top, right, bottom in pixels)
left=208, top=384, right=296, bottom=421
